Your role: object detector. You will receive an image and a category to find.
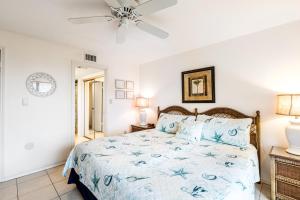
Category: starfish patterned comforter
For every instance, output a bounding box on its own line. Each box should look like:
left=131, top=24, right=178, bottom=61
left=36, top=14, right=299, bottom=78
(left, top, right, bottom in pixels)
left=63, top=129, right=260, bottom=200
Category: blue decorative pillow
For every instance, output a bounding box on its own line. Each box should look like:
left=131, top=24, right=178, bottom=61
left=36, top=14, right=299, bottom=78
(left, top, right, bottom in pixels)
left=197, top=115, right=252, bottom=148
left=156, top=113, right=196, bottom=134
left=176, top=121, right=204, bottom=142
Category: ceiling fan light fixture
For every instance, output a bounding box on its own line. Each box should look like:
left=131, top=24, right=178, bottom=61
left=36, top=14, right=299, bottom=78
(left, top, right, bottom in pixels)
left=120, top=17, right=129, bottom=26
left=69, top=0, right=177, bottom=43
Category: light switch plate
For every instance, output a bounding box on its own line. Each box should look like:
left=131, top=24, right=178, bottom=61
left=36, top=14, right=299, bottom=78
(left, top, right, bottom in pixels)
left=22, top=97, right=29, bottom=106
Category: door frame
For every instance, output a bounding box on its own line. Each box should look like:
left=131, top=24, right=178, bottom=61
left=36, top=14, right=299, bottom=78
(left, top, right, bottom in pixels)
left=83, top=78, right=104, bottom=139
left=0, top=48, right=5, bottom=181
left=71, top=60, right=107, bottom=144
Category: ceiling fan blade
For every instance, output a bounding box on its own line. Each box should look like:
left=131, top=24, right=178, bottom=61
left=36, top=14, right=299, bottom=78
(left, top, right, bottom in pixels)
left=68, top=16, right=114, bottom=24
left=136, top=21, right=169, bottom=39
left=134, top=0, right=177, bottom=16
left=116, top=24, right=127, bottom=43
left=104, top=0, right=123, bottom=8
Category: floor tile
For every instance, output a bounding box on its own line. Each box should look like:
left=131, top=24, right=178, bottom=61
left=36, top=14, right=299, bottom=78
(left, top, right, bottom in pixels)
left=0, top=184, right=17, bottom=200
left=47, top=165, right=64, bottom=175
left=17, top=170, right=47, bottom=184
left=53, top=179, right=76, bottom=196
left=60, top=189, right=84, bottom=200
left=260, top=184, right=271, bottom=200
left=47, top=165, right=65, bottom=183
left=19, top=185, right=58, bottom=200
left=18, top=175, right=52, bottom=196
left=75, top=135, right=90, bottom=145
left=0, top=179, right=16, bottom=189
left=255, top=183, right=261, bottom=200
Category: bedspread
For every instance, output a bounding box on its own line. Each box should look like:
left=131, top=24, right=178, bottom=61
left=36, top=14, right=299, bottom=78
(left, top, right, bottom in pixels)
left=64, top=129, right=259, bottom=200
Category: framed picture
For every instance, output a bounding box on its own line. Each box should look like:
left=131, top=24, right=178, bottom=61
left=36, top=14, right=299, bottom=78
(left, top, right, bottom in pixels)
left=115, top=90, right=125, bottom=99
left=126, top=81, right=134, bottom=90
left=182, top=66, right=215, bottom=103
left=126, top=91, right=134, bottom=99
left=115, top=79, right=125, bottom=89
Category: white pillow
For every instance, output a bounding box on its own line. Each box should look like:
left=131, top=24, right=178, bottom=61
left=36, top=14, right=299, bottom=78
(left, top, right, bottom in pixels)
left=176, top=120, right=205, bottom=142
left=197, top=114, right=252, bottom=148
left=156, top=113, right=196, bottom=134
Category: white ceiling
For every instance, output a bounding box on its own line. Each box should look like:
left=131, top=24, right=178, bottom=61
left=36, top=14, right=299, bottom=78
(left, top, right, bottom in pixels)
left=0, top=0, right=300, bottom=65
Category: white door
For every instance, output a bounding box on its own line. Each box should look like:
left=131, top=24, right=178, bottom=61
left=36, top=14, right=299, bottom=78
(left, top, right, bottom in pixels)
left=84, top=79, right=104, bottom=139
left=84, top=80, right=92, bottom=139
left=94, top=81, right=103, bottom=132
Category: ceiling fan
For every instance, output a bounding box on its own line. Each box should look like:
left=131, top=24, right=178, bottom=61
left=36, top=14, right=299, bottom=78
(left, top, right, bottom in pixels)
left=68, top=0, right=177, bottom=43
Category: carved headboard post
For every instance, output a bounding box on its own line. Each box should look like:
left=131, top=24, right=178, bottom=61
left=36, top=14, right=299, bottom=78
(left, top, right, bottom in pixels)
left=157, top=106, right=161, bottom=119
left=255, top=111, right=261, bottom=175
left=157, top=106, right=197, bottom=119
left=195, top=108, right=198, bottom=116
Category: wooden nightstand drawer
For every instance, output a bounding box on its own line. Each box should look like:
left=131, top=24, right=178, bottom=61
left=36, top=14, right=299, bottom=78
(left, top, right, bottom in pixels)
left=270, top=147, right=300, bottom=200
left=132, top=126, right=145, bottom=132
left=131, top=124, right=155, bottom=133
left=276, top=180, right=300, bottom=200
left=276, top=160, right=300, bottom=182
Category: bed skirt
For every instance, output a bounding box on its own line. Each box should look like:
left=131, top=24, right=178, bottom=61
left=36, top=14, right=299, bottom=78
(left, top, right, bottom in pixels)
left=68, top=168, right=97, bottom=200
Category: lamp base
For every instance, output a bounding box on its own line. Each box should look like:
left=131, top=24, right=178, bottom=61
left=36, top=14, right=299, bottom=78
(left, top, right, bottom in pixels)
left=286, top=147, right=300, bottom=156
left=139, top=109, right=147, bottom=126
left=286, top=122, right=300, bottom=156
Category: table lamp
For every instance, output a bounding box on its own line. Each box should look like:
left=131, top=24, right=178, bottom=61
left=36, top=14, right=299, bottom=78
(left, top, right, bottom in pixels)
left=276, top=94, right=300, bottom=155
left=136, top=97, right=149, bottom=126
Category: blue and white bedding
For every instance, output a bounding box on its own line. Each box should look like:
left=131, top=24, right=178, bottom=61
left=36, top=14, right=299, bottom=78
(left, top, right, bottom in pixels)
left=64, top=129, right=260, bottom=200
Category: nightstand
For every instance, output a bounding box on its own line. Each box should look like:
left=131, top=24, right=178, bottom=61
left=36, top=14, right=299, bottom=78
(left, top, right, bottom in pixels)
left=270, top=146, right=300, bottom=200
left=131, top=124, right=155, bottom=133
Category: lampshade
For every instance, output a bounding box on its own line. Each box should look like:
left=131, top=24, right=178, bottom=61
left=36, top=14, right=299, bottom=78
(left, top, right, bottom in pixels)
left=276, top=94, right=300, bottom=116
left=136, top=97, right=149, bottom=108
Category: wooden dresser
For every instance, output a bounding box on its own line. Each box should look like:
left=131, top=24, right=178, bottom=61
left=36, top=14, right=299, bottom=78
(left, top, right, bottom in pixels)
left=270, top=146, right=300, bottom=200
left=131, top=124, right=155, bottom=133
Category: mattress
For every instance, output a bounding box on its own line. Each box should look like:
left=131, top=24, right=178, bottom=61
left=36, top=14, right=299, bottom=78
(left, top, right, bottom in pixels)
left=64, top=129, right=260, bottom=200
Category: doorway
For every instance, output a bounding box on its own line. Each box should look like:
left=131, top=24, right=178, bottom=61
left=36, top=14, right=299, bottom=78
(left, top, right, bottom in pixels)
left=83, top=77, right=104, bottom=139
left=75, top=66, right=105, bottom=143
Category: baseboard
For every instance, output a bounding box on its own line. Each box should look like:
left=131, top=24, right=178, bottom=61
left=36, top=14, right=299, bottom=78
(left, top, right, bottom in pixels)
left=0, top=161, right=66, bottom=182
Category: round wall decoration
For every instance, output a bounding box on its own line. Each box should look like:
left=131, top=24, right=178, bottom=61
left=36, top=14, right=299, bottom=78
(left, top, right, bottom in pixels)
left=26, top=72, right=57, bottom=97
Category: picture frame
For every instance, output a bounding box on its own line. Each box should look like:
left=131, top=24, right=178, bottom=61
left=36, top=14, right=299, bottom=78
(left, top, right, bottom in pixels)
left=126, top=91, right=134, bottom=99
left=115, top=90, right=126, bottom=99
left=182, top=66, right=215, bottom=103
left=115, top=79, right=125, bottom=89
left=126, top=81, right=134, bottom=90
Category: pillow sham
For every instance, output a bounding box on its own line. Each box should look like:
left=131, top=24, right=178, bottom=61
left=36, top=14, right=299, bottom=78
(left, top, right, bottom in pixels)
left=176, top=120, right=205, bottom=142
left=156, top=113, right=196, bottom=134
left=196, top=115, right=252, bottom=148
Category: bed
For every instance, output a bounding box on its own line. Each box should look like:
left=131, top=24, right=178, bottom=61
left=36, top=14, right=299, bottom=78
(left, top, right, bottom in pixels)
left=63, top=106, right=261, bottom=200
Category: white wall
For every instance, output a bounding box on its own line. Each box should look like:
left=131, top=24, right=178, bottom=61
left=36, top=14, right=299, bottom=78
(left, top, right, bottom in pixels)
left=140, top=21, right=300, bottom=184
left=0, top=30, right=139, bottom=181
left=0, top=30, right=82, bottom=181
left=0, top=48, right=4, bottom=181
left=105, top=63, right=140, bottom=135
left=73, top=60, right=140, bottom=137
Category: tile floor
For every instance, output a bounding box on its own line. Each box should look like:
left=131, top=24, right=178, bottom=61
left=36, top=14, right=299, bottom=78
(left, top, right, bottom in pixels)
left=0, top=165, right=271, bottom=200
left=74, top=133, right=104, bottom=145
left=0, top=165, right=83, bottom=200
left=74, top=134, right=90, bottom=145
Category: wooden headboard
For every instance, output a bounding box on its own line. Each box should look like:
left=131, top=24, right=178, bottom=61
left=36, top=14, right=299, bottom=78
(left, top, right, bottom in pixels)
left=158, top=106, right=261, bottom=174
